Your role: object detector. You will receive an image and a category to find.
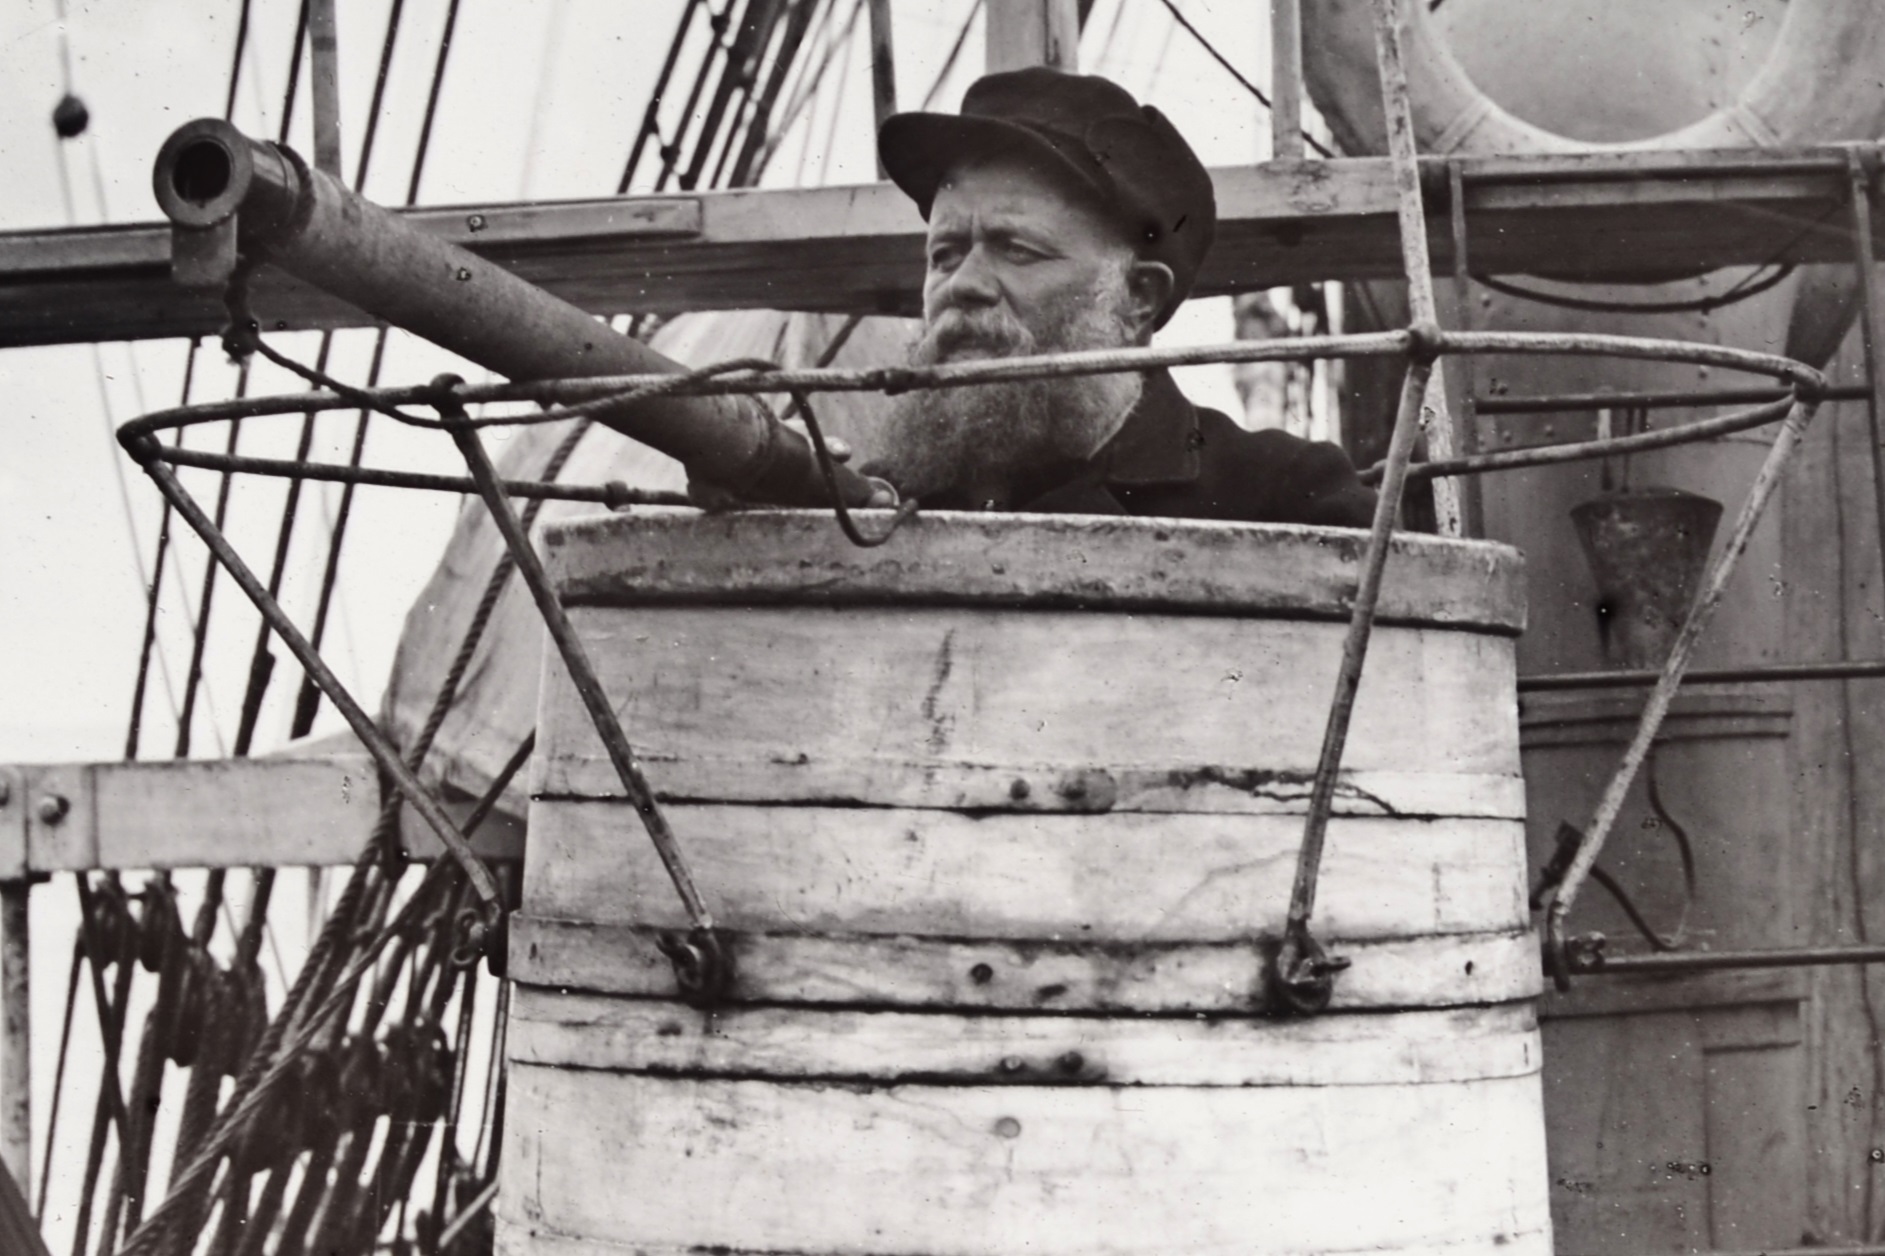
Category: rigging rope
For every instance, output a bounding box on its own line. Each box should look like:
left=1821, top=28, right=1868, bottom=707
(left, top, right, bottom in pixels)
left=619, top=0, right=708, bottom=193
left=292, top=0, right=463, bottom=739
left=123, top=340, right=198, bottom=760
left=1155, top=0, right=1334, bottom=158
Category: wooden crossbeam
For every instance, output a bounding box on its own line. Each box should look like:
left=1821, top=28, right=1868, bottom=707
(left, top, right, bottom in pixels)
left=0, top=149, right=1867, bottom=349
left=0, top=755, right=523, bottom=874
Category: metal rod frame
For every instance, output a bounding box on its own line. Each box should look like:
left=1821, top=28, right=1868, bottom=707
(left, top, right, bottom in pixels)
left=1479, top=382, right=1870, bottom=415
left=108, top=26, right=1863, bottom=1021
left=1569, top=942, right=1885, bottom=976
left=1372, top=0, right=1462, bottom=538
left=119, top=329, right=1823, bottom=430
left=436, top=396, right=729, bottom=1004
left=121, top=441, right=502, bottom=909
left=1274, top=0, right=1451, bottom=1014
left=1446, top=160, right=1484, bottom=536
left=1523, top=658, right=1885, bottom=691
left=1540, top=395, right=1818, bottom=987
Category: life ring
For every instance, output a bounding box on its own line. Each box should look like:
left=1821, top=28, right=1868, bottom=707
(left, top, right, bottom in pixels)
left=1302, top=0, right=1885, bottom=156
left=1301, top=0, right=1885, bottom=364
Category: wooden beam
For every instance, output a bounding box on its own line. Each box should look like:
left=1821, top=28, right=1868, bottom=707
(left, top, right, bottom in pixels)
left=0, top=149, right=1870, bottom=349
left=1270, top=0, right=1304, bottom=160
left=986, top=0, right=1080, bottom=72
left=0, top=755, right=523, bottom=873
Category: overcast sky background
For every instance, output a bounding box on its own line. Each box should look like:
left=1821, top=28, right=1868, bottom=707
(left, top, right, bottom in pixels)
left=0, top=0, right=1277, bottom=773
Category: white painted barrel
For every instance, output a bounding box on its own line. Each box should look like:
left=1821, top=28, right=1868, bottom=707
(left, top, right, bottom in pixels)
left=497, top=509, right=1548, bottom=1256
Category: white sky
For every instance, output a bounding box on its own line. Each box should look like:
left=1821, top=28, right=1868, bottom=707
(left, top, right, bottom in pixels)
left=0, top=0, right=1275, bottom=769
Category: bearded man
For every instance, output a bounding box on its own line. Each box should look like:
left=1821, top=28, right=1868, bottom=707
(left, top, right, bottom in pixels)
left=860, top=66, right=1377, bottom=525
left=375, top=69, right=1378, bottom=824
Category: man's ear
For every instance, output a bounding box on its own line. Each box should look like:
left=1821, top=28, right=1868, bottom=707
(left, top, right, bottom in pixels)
left=1124, top=259, right=1175, bottom=339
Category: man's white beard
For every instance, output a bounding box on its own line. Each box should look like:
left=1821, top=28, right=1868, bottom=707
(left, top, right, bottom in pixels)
left=870, top=266, right=1147, bottom=502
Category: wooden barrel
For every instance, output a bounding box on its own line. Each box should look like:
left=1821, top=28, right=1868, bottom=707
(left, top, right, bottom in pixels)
left=498, top=510, right=1548, bottom=1256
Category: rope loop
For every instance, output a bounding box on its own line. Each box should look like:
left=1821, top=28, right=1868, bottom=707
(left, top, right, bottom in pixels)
left=789, top=387, right=919, bottom=548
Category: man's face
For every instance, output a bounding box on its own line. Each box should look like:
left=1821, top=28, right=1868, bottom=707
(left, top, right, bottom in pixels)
left=920, top=155, right=1137, bottom=355
left=872, top=153, right=1158, bottom=503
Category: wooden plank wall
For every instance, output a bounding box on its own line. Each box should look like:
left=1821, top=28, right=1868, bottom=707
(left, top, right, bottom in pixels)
left=1784, top=328, right=1885, bottom=1244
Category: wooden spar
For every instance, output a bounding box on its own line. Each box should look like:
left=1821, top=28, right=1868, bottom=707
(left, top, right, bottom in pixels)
left=308, top=0, right=342, bottom=178
left=1270, top=0, right=1305, bottom=160
left=986, top=0, right=1080, bottom=73
left=498, top=511, right=1547, bottom=1256
left=867, top=0, right=897, bottom=179
left=0, top=755, right=520, bottom=872
left=3, top=148, right=1877, bottom=348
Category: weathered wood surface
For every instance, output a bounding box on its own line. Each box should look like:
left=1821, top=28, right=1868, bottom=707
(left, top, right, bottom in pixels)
left=1524, top=683, right=1805, bottom=1253
left=1542, top=1011, right=1713, bottom=1255
left=509, top=986, right=1540, bottom=1086
left=526, top=803, right=1527, bottom=939
left=505, top=514, right=1547, bottom=1255
left=543, top=754, right=1527, bottom=818
left=3, top=149, right=1872, bottom=346
left=507, top=916, right=1542, bottom=1013
left=545, top=509, right=1527, bottom=630
left=1521, top=687, right=1794, bottom=954
left=1780, top=332, right=1885, bottom=1244
left=536, top=607, right=1521, bottom=800
left=497, top=1064, right=1552, bottom=1256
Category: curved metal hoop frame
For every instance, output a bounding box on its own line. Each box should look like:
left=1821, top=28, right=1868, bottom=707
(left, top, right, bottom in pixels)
left=119, top=321, right=1827, bottom=1004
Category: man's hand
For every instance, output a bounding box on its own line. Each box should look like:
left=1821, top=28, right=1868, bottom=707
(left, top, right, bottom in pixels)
left=687, top=419, right=899, bottom=510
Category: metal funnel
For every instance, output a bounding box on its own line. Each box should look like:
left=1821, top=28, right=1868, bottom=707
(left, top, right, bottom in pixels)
left=1571, top=487, right=1724, bottom=670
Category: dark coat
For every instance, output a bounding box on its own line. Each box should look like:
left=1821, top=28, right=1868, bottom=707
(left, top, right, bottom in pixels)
left=922, top=368, right=1379, bottom=528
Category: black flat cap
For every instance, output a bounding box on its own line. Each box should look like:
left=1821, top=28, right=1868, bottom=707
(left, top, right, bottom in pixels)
left=879, top=66, right=1216, bottom=329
